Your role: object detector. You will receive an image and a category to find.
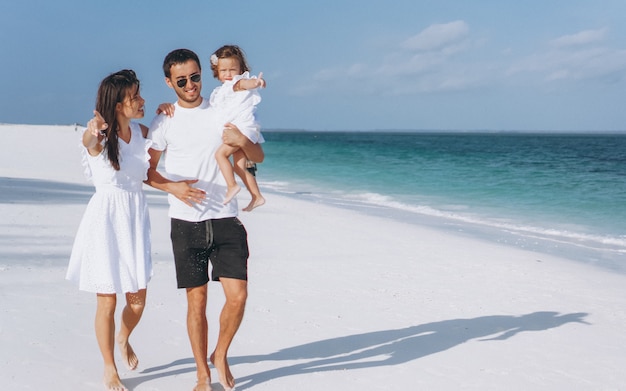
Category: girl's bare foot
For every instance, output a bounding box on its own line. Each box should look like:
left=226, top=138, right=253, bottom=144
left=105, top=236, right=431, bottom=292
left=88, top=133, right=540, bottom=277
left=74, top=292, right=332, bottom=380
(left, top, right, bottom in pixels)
left=242, top=195, right=265, bottom=212
left=223, top=185, right=241, bottom=205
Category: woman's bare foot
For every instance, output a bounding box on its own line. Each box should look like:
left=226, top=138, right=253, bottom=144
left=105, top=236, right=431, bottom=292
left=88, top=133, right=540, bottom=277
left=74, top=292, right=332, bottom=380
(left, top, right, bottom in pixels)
left=210, top=353, right=235, bottom=390
left=116, top=336, right=139, bottom=371
left=223, top=185, right=241, bottom=205
left=193, top=377, right=214, bottom=391
left=242, top=195, right=265, bottom=212
left=103, top=364, right=128, bottom=391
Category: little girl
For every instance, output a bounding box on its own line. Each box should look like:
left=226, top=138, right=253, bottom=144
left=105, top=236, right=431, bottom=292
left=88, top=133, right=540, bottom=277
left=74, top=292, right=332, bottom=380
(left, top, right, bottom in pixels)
left=210, top=45, right=266, bottom=211
left=66, top=69, right=152, bottom=391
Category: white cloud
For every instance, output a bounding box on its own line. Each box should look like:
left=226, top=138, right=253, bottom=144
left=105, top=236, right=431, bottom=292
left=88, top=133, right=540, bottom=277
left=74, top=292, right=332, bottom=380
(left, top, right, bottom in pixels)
left=298, top=20, right=482, bottom=96
left=508, top=27, right=626, bottom=83
left=549, top=28, right=608, bottom=48
left=401, top=20, right=470, bottom=51
left=378, top=52, right=447, bottom=77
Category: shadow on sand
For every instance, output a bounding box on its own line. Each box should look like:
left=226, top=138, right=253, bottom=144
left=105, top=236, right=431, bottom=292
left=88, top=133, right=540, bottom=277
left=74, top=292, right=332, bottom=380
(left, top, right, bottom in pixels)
left=0, top=176, right=167, bottom=206
left=0, top=176, right=167, bottom=265
left=134, top=311, right=589, bottom=390
left=0, top=176, right=94, bottom=204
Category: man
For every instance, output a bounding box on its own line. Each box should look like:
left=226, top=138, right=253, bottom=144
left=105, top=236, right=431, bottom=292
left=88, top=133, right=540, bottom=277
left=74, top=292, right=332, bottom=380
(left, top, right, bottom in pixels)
left=146, top=48, right=264, bottom=391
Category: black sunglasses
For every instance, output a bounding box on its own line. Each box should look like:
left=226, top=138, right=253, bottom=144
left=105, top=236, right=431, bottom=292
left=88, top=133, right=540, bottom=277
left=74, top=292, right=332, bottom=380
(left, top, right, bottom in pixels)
left=176, top=73, right=201, bottom=88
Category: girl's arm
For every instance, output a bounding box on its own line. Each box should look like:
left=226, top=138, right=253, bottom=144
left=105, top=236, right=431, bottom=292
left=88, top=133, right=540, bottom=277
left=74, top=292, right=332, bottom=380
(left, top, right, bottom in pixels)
left=234, top=72, right=266, bottom=92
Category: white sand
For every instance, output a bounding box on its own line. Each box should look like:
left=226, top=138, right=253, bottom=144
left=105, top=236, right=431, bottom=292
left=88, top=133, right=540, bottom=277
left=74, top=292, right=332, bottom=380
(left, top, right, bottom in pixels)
left=1, top=124, right=626, bottom=390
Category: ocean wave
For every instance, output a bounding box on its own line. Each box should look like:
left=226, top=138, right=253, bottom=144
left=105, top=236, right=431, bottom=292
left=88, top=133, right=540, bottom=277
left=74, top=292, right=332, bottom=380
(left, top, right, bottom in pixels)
left=261, top=181, right=626, bottom=254
left=348, top=192, right=626, bottom=251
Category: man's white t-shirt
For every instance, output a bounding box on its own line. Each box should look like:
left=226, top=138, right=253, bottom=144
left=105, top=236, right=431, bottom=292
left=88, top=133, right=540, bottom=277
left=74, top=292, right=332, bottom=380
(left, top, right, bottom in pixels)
left=148, top=98, right=239, bottom=222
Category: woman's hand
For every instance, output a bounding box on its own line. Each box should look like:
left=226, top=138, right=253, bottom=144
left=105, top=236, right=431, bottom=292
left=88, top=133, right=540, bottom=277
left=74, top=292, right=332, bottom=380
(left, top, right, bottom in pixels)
left=170, top=179, right=206, bottom=207
left=88, top=110, right=108, bottom=137
left=156, top=103, right=176, bottom=117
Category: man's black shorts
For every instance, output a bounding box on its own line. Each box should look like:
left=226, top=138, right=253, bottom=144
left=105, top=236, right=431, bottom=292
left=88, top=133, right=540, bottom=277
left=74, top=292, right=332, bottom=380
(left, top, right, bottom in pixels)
left=170, top=217, right=249, bottom=288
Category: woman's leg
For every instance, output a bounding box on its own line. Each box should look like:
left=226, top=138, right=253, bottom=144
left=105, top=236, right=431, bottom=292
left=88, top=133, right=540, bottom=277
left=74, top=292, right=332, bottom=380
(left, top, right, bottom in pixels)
left=116, top=289, right=147, bottom=371
left=216, top=143, right=241, bottom=204
left=96, top=293, right=127, bottom=391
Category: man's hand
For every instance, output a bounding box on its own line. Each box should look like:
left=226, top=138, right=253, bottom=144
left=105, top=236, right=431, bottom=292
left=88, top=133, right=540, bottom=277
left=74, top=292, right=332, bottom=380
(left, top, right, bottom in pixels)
left=222, top=123, right=246, bottom=148
left=222, top=123, right=265, bottom=163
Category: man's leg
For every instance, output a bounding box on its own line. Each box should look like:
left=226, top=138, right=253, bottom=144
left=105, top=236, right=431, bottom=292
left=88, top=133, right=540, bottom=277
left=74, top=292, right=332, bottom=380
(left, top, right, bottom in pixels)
left=186, top=284, right=213, bottom=391
left=210, top=277, right=248, bottom=390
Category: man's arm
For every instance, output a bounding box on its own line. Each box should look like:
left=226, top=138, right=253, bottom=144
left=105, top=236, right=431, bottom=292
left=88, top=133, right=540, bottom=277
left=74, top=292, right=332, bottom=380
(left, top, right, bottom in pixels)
left=222, top=123, right=265, bottom=163
left=145, top=148, right=206, bottom=206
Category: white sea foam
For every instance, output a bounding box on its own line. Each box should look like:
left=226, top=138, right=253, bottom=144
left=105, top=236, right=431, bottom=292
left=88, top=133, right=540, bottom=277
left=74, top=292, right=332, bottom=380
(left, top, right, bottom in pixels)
left=259, top=183, right=626, bottom=269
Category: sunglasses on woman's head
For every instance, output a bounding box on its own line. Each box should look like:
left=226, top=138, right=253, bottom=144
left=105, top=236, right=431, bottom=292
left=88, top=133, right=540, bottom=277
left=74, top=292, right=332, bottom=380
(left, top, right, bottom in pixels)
left=176, top=73, right=201, bottom=88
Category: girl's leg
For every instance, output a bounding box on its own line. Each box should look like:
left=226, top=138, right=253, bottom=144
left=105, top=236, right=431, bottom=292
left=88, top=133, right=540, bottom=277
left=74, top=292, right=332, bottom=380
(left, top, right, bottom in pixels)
left=216, top=143, right=241, bottom=204
left=116, top=289, right=147, bottom=371
left=233, top=150, right=266, bottom=212
left=96, top=293, right=128, bottom=391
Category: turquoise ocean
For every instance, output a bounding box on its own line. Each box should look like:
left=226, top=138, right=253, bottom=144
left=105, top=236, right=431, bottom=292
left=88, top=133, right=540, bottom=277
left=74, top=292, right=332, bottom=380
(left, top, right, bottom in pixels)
left=256, top=131, right=626, bottom=272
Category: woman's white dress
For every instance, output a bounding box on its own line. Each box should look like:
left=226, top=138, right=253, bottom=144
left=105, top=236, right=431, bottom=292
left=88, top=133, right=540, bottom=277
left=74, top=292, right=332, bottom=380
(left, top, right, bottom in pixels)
left=66, top=122, right=152, bottom=294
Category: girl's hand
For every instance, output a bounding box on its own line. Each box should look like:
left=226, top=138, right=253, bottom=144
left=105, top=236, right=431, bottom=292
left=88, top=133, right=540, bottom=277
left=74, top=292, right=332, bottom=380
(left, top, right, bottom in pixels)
left=256, top=72, right=266, bottom=89
left=156, top=103, right=176, bottom=117
left=88, top=110, right=108, bottom=137
left=236, top=73, right=266, bottom=91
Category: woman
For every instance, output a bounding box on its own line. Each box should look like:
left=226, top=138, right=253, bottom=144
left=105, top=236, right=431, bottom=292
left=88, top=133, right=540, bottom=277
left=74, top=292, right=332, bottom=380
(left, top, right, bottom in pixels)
left=66, top=69, right=152, bottom=391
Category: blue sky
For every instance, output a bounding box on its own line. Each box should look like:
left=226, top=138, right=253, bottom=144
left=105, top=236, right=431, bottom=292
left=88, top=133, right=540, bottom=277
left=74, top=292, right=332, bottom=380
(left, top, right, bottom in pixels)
left=2, top=0, right=626, bottom=131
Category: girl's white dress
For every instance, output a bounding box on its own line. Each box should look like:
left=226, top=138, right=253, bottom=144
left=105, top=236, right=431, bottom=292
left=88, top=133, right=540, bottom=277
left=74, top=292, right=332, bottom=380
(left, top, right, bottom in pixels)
left=209, top=71, right=265, bottom=144
left=66, top=122, right=153, bottom=294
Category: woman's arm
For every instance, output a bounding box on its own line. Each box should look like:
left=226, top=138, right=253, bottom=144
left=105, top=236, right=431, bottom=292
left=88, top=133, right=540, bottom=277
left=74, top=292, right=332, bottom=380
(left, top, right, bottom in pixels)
left=83, top=110, right=107, bottom=156
left=144, top=148, right=206, bottom=206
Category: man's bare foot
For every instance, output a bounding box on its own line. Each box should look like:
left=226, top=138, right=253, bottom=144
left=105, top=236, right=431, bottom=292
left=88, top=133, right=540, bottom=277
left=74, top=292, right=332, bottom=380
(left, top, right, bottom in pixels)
left=210, top=353, right=235, bottom=390
left=103, top=365, right=128, bottom=391
left=193, top=377, right=214, bottom=391
left=223, top=185, right=241, bottom=205
left=242, top=195, right=265, bottom=212
left=116, top=336, right=139, bottom=371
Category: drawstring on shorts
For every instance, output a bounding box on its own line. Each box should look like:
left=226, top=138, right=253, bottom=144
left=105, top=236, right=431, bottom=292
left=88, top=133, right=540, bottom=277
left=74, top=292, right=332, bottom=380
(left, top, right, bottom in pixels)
left=205, top=220, right=214, bottom=249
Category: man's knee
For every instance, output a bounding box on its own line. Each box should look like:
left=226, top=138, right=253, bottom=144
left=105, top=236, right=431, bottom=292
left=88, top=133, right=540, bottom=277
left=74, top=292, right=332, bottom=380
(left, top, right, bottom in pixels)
left=186, top=285, right=208, bottom=313
left=228, top=290, right=247, bottom=308
left=223, top=280, right=248, bottom=308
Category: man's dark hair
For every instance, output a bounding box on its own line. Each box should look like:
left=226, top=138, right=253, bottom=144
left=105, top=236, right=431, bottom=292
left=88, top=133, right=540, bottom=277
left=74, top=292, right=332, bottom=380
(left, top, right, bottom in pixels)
left=162, top=49, right=201, bottom=78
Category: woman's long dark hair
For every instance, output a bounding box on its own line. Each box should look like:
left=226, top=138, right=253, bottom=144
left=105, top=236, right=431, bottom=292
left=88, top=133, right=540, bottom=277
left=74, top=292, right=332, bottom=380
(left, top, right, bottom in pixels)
left=95, top=69, right=139, bottom=171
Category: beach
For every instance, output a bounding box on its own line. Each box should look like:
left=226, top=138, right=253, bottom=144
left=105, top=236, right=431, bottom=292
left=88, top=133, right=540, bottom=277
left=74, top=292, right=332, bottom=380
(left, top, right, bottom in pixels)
left=1, top=124, right=626, bottom=390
